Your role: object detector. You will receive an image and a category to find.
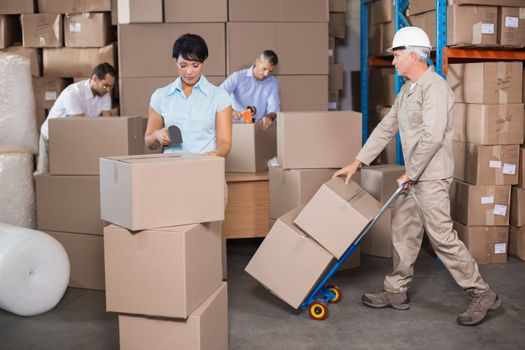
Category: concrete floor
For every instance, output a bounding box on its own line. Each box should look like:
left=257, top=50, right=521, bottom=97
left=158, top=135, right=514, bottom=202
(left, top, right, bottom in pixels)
left=1, top=238, right=524, bottom=350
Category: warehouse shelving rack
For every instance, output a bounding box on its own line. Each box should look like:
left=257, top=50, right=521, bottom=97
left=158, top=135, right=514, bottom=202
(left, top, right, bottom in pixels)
left=360, top=0, right=525, bottom=165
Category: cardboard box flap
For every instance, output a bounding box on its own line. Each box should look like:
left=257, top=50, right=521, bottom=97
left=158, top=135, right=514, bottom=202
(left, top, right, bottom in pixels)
left=104, top=153, right=218, bottom=164
left=324, top=178, right=380, bottom=220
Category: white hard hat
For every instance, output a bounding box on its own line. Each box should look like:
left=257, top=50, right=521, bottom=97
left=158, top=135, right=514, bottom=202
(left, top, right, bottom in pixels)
left=387, top=26, right=431, bottom=53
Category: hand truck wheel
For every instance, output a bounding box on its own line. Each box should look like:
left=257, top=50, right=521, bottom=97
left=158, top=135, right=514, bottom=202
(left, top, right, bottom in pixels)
left=327, top=285, right=342, bottom=304
left=308, top=301, right=329, bottom=321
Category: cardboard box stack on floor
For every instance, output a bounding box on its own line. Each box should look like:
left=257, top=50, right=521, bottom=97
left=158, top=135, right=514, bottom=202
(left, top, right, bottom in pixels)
left=448, top=61, right=524, bottom=264
left=35, top=116, right=144, bottom=290
left=100, top=153, right=228, bottom=349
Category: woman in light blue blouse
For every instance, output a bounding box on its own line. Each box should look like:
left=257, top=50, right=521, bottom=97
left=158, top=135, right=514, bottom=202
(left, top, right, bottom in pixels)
left=145, top=34, right=233, bottom=157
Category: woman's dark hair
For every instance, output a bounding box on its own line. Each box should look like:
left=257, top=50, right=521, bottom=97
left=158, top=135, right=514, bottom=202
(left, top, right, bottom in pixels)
left=92, top=62, right=116, bottom=80
left=172, top=33, right=209, bottom=63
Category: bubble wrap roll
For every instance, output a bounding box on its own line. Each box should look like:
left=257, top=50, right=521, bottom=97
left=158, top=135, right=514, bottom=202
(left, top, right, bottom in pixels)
left=0, top=223, right=69, bottom=316
left=0, top=152, right=36, bottom=228
left=0, top=54, right=38, bottom=153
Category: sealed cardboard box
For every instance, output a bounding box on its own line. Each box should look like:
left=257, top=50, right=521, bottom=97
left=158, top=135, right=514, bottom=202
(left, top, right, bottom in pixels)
left=277, top=111, right=361, bottom=169
left=277, top=75, right=329, bottom=111
left=411, top=0, right=524, bottom=16
left=369, top=68, right=396, bottom=107
left=39, top=0, right=111, bottom=13
left=360, top=164, right=405, bottom=204
left=36, top=174, right=103, bottom=235
left=498, top=7, right=525, bottom=47
left=165, top=0, right=226, bottom=22
left=245, top=207, right=334, bottom=309
left=117, top=0, right=162, bottom=24
left=447, top=5, right=497, bottom=47
left=119, top=283, right=228, bottom=350
left=511, top=187, right=525, bottom=226
left=269, top=166, right=335, bottom=220
left=43, top=43, right=116, bottom=78
left=454, top=222, right=508, bottom=264
left=329, top=63, right=344, bottom=91
left=49, top=116, right=144, bottom=175
left=100, top=153, right=225, bottom=230
left=64, top=12, right=111, bottom=48
left=119, top=23, right=225, bottom=77
left=227, top=22, right=328, bottom=75
left=330, top=0, right=346, bottom=12
left=104, top=222, right=222, bottom=318
left=45, top=230, right=105, bottom=290
left=370, top=0, right=393, bottom=25
left=229, top=0, right=328, bottom=22
left=453, top=142, right=519, bottom=186
left=21, top=14, right=62, bottom=48
left=518, top=148, right=525, bottom=189
left=0, top=15, right=21, bottom=49
left=294, top=178, right=381, bottom=259
left=0, top=0, right=35, bottom=14
left=225, top=122, right=276, bottom=173
left=447, top=62, right=523, bottom=104
left=452, top=103, right=524, bottom=145
left=509, top=225, right=525, bottom=260
left=0, top=45, right=41, bottom=76
left=329, top=12, right=345, bottom=39
left=450, top=180, right=511, bottom=226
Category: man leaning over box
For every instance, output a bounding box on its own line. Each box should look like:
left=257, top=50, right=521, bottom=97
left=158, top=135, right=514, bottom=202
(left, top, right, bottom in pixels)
left=333, top=27, right=501, bottom=326
left=36, top=62, right=116, bottom=174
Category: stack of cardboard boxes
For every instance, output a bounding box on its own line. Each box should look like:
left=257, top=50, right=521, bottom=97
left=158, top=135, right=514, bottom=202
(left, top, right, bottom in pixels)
left=35, top=116, right=144, bottom=290
left=448, top=61, right=524, bottom=264
left=100, top=153, right=227, bottom=349
left=328, top=0, right=346, bottom=111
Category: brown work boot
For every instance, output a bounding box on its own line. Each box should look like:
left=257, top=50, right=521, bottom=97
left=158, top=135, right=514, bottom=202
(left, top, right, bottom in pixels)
left=362, top=290, right=411, bottom=310
left=457, top=289, right=502, bottom=326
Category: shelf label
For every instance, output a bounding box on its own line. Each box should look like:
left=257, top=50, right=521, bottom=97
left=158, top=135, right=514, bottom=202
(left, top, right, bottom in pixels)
left=505, top=16, right=519, bottom=28
left=494, top=204, right=507, bottom=216
left=481, top=23, right=495, bottom=34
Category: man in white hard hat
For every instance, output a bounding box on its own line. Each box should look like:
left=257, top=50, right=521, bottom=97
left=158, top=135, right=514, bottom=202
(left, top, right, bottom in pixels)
left=333, top=27, right=500, bottom=326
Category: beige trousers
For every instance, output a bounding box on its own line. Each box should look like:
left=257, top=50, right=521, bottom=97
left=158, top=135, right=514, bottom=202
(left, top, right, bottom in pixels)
left=36, top=134, right=49, bottom=174
left=384, top=178, right=489, bottom=293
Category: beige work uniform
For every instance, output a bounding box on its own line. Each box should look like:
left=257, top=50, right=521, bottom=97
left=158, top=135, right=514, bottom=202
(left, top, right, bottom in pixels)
left=356, top=68, right=488, bottom=293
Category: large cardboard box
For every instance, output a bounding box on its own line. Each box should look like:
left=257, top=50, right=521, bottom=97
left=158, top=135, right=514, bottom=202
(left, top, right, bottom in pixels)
left=447, top=62, right=523, bottom=104
left=0, top=45, right=41, bottom=76
left=370, top=0, right=393, bottom=25
left=509, top=225, right=525, bottom=260
left=64, top=12, right=111, bottom=48
left=447, top=5, right=498, bottom=47
left=278, top=75, right=329, bottom=111
left=227, top=22, right=328, bottom=75
left=245, top=207, right=334, bottom=309
left=411, top=0, right=525, bottom=16
left=119, top=23, right=225, bottom=77
left=21, top=14, right=62, bottom=48
left=498, top=7, right=525, bottom=47
left=117, top=0, right=162, bottom=24
left=450, top=180, right=511, bottom=226
left=119, top=283, right=228, bottom=350
left=518, top=148, right=525, bottom=189
left=277, top=111, right=361, bottom=169
left=43, top=43, right=116, bottom=78
left=36, top=174, right=103, bottom=235
left=452, top=103, right=524, bottom=145
left=165, top=0, right=226, bottom=22
left=329, top=12, right=346, bottom=39
left=454, top=222, right=508, bottom=264
left=38, top=0, right=111, bottom=13
left=369, top=68, right=396, bottom=107
left=100, top=154, right=225, bottom=230
left=329, top=63, right=344, bottom=91
left=0, top=0, right=35, bottom=14
left=225, top=122, right=276, bottom=173
left=0, top=15, right=21, bottom=49
left=104, top=222, right=222, bottom=318
left=294, top=178, right=381, bottom=259
left=49, top=116, right=144, bottom=175
left=228, top=0, right=328, bottom=22
left=453, top=142, right=519, bottom=186
left=45, top=231, right=105, bottom=290
left=269, top=166, right=336, bottom=220
left=511, top=187, right=525, bottom=226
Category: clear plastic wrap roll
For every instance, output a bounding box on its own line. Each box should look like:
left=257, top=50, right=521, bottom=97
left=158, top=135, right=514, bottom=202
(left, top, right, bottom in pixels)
left=0, top=223, right=70, bottom=316
left=0, top=152, right=36, bottom=228
left=0, top=54, right=38, bottom=154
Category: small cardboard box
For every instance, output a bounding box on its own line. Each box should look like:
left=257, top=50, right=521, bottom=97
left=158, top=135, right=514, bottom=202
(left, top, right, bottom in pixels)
left=100, top=153, right=225, bottom=230
left=0, top=0, right=35, bottom=14
left=104, top=222, right=222, bottom=318
left=118, top=283, right=228, bottom=350
left=21, top=13, right=62, bottom=48
left=447, top=5, right=498, bottom=47
left=329, top=12, right=345, bottom=39
left=225, top=122, right=276, bottom=173
left=509, top=225, right=525, bottom=261
left=64, top=12, right=111, bottom=48
left=117, top=0, right=162, bottom=24
left=0, top=15, right=21, bottom=49
left=49, top=116, right=144, bottom=175
left=45, top=230, right=105, bottom=290
left=38, top=0, right=111, bottom=13
left=294, top=178, right=381, bottom=259
left=36, top=174, right=104, bottom=235
left=498, top=6, right=525, bottom=47
left=450, top=180, right=511, bottom=226
left=32, top=77, right=68, bottom=130
left=452, top=103, right=524, bottom=145
left=454, top=221, right=508, bottom=265
left=370, top=0, right=393, bottom=25
left=453, top=142, right=519, bottom=186
left=245, top=207, right=334, bottom=309
left=511, top=187, right=525, bottom=227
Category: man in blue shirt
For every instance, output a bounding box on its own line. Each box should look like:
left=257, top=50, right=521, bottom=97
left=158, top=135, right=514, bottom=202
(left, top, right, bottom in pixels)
left=221, top=50, right=280, bottom=130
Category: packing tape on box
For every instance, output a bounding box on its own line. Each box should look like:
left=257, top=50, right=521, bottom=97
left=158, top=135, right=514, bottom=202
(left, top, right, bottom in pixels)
left=496, top=105, right=511, bottom=144
left=485, top=208, right=495, bottom=226
left=492, top=145, right=504, bottom=185
left=497, top=62, right=511, bottom=104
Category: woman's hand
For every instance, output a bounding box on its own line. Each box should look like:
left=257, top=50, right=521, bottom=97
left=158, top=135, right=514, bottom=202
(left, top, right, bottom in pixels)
left=153, top=127, right=170, bottom=146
